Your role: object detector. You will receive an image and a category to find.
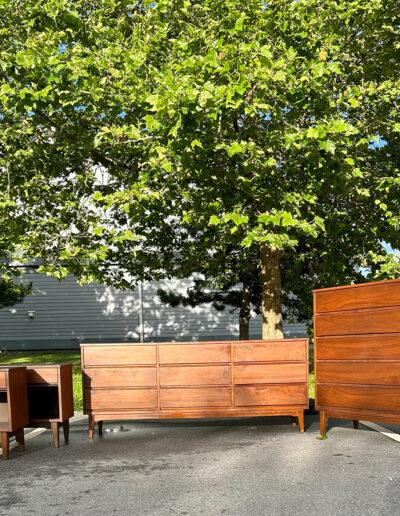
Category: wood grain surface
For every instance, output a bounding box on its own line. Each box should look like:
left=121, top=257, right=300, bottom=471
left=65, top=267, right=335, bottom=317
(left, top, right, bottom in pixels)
left=159, top=343, right=230, bottom=364
left=84, top=345, right=157, bottom=366
left=233, top=340, right=307, bottom=362
left=315, top=334, right=400, bottom=360
left=317, top=361, right=400, bottom=386
left=315, top=280, right=400, bottom=313
left=160, top=365, right=231, bottom=386
left=315, top=306, right=400, bottom=336
left=235, top=384, right=307, bottom=406
left=234, top=363, right=307, bottom=384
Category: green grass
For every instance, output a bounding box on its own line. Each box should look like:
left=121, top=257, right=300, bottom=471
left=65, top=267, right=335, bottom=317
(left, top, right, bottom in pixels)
left=0, top=348, right=315, bottom=412
left=0, top=351, right=83, bottom=411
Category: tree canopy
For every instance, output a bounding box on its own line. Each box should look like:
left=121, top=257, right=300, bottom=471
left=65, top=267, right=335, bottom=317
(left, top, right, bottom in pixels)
left=1, top=0, right=400, bottom=337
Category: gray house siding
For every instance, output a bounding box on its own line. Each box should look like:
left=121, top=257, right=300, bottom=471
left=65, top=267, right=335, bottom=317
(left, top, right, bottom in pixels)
left=0, top=268, right=308, bottom=350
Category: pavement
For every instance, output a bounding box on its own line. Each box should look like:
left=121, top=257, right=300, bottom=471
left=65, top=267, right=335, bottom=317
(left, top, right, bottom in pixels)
left=0, top=415, right=399, bottom=516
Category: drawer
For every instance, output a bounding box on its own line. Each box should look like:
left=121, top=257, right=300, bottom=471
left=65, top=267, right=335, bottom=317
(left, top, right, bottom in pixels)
left=314, top=281, right=400, bottom=313
left=83, top=367, right=157, bottom=388
left=235, top=363, right=306, bottom=384
left=317, top=385, right=400, bottom=413
left=235, top=384, right=307, bottom=406
left=85, top=388, right=157, bottom=410
left=0, top=372, right=6, bottom=389
left=27, top=368, right=58, bottom=384
left=316, top=335, right=400, bottom=360
left=159, top=343, right=230, bottom=364
left=160, top=387, right=231, bottom=408
left=315, top=307, right=400, bottom=336
left=234, top=340, right=306, bottom=362
left=83, top=345, right=156, bottom=366
left=160, top=365, right=231, bottom=386
left=317, top=362, right=400, bottom=385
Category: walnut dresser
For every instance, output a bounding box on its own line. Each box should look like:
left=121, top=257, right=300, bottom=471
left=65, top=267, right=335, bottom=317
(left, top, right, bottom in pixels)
left=314, top=278, right=400, bottom=435
left=81, top=339, right=309, bottom=438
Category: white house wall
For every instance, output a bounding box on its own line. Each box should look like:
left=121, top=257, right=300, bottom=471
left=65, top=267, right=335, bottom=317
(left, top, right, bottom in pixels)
left=0, top=268, right=307, bottom=350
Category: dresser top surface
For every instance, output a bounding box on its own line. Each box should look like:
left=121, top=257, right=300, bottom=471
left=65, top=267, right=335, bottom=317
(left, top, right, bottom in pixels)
left=81, top=339, right=308, bottom=348
left=313, top=277, right=400, bottom=294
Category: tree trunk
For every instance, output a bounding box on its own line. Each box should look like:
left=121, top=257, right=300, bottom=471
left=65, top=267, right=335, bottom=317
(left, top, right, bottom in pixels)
left=260, top=243, right=283, bottom=339
left=239, top=281, right=251, bottom=340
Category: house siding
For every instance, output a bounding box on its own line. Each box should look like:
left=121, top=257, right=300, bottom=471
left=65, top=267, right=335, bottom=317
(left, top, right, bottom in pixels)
left=0, top=268, right=308, bottom=350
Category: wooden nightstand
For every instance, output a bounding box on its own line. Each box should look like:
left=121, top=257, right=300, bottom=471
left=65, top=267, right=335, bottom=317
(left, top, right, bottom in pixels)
left=0, top=366, right=29, bottom=460
left=26, top=364, right=74, bottom=447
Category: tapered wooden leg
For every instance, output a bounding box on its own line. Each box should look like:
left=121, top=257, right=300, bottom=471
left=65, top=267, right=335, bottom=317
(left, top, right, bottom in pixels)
left=1, top=432, right=9, bottom=460
left=298, top=411, right=304, bottom=433
left=62, top=420, right=70, bottom=443
left=88, top=414, right=95, bottom=440
left=320, top=411, right=327, bottom=436
left=51, top=422, right=60, bottom=448
left=291, top=416, right=297, bottom=427
left=353, top=420, right=359, bottom=430
left=15, top=429, right=25, bottom=452
left=98, top=420, right=103, bottom=436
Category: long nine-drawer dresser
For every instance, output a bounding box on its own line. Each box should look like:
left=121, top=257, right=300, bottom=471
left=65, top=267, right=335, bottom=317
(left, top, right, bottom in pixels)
left=81, top=339, right=309, bottom=437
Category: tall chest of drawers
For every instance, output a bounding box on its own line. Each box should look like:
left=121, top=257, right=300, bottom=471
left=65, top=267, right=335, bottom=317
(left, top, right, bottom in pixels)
left=314, top=278, right=400, bottom=435
left=81, top=339, right=309, bottom=438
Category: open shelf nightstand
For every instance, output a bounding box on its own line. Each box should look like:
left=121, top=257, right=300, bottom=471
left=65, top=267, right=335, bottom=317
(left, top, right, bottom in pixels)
left=26, top=364, right=74, bottom=447
left=0, top=366, right=29, bottom=460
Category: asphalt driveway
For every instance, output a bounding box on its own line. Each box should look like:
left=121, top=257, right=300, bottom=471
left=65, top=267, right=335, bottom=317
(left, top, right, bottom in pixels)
left=0, top=415, right=399, bottom=516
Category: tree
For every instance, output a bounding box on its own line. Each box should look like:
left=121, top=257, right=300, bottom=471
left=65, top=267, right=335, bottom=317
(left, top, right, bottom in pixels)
left=157, top=244, right=263, bottom=340
left=1, top=0, right=400, bottom=338
left=0, top=275, right=31, bottom=310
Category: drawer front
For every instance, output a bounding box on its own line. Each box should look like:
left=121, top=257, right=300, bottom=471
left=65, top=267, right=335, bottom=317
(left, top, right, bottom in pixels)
left=234, top=340, right=306, bottom=362
left=315, top=281, right=400, bottom=313
left=235, top=363, right=307, bottom=384
left=83, top=367, right=157, bottom=388
left=85, top=388, right=157, bottom=410
left=315, top=307, right=400, bottom=336
left=27, top=368, right=58, bottom=384
left=236, top=384, right=307, bottom=406
left=160, top=387, right=231, bottom=408
left=317, top=362, right=400, bottom=386
left=317, top=385, right=400, bottom=413
left=0, top=372, right=6, bottom=389
left=83, top=345, right=156, bottom=366
left=159, top=343, right=230, bottom=364
left=316, top=335, right=400, bottom=360
left=160, top=365, right=231, bottom=386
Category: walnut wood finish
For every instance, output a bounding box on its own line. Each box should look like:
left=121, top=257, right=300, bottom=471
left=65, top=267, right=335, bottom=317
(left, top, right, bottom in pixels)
left=26, top=364, right=74, bottom=448
left=315, top=306, right=400, bottom=336
left=0, top=367, right=29, bottom=460
left=314, top=278, right=400, bottom=313
left=316, top=334, right=400, bottom=360
left=159, top=343, right=230, bottom=364
left=160, top=365, right=231, bottom=386
left=314, top=278, right=400, bottom=436
left=0, top=373, right=6, bottom=390
left=82, top=339, right=309, bottom=438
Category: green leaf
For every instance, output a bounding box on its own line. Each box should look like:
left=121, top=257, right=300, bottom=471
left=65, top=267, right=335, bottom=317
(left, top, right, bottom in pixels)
left=191, top=140, right=203, bottom=149
left=209, top=215, right=220, bottom=225
left=306, top=127, right=319, bottom=139
left=16, top=50, right=35, bottom=68
left=272, top=70, right=286, bottom=82
left=227, top=142, right=244, bottom=156
left=145, top=114, right=157, bottom=131
left=320, top=140, right=336, bottom=154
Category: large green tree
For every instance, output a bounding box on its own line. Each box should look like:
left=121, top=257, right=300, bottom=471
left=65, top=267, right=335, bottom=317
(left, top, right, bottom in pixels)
left=1, top=0, right=400, bottom=338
